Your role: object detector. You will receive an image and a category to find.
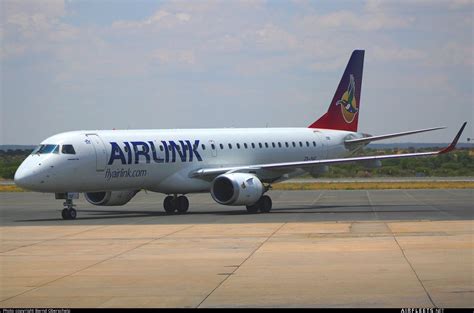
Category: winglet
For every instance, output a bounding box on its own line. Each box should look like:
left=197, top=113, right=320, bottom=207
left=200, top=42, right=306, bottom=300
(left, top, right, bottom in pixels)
left=439, top=122, right=467, bottom=154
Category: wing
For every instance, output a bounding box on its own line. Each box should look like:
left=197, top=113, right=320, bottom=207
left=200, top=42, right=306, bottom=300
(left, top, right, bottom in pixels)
left=344, top=126, right=445, bottom=145
left=190, top=122, right=466, bottom=180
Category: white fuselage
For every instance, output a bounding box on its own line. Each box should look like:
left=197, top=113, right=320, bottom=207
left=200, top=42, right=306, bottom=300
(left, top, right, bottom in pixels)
left=14, top=128, right=362, bottom=194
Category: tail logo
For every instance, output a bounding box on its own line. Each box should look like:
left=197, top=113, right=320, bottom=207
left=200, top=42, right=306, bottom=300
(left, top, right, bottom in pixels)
left=336, top=74, right=358, bottom=123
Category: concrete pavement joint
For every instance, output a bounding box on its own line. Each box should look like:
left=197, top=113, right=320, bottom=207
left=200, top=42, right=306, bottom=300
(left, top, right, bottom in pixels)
left=389, top=224, right=437, bottom=308
left=197, top=222, right=287, bottom=308
left=0, top=224, right=112, bottom=254
left=310, top=190, right=326, bottom=206
left=402, top=190, right=456, bottom=220
left=0, top=205, right=168, bottom=254
left=0, top=224, right=195, bottom=304
left=366, top=190, right=379, bottom=220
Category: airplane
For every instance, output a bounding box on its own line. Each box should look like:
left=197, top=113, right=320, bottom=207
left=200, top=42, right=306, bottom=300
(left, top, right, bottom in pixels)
left=14, top=50, right=467, bottom=220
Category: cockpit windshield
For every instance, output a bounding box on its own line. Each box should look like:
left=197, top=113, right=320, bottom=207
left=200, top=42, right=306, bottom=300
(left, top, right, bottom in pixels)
left=31, top=144, right=59, bottom=154
left=31, top=144, right=76, bottom=155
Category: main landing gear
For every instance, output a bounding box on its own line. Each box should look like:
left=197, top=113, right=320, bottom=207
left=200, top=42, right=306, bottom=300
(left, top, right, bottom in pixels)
left=163, top=195, right=189, bottom=214
left=246, top=195, right=272, bottom=214
left=61, top=198, right=77, bottom=220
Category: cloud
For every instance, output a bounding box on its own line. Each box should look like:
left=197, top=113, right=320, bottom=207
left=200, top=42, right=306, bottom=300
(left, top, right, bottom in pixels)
left=299, top=9, right=414, bottom=32
left=152, top=49, right=196, bottom=66
left=254, top=23, right=298, bottom=51
left=1, top=0, right=472, bottom=144
left=1, top=0, right=66, bottom=37
left=424, top=42, right=474, bottom=67
left=372, top=46, right=425, bottom=61
left=0, top=0, right=77, bottom=58
left=111, top=10, right=191, bottom=31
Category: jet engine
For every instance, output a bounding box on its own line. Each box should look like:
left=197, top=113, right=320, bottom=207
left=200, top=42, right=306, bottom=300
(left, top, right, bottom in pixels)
left=84, top=190, right=139, bottom=206
left=211, top=173, right=264, bottom=206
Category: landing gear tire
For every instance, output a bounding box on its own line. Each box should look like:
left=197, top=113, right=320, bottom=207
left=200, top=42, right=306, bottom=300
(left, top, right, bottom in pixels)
left=246, top=195, right=272, bottom=214
left=246, top=204, right=259, bottom=214
left=259, top=195, right=272, bottom=213
left=61, top=197, right=77, bottom=220
left=61, top=208, right=77, bottom=220
left=61, top=208, right=70, bottom=220
left=164, top=196, right=176, bottom=214
left=68, top=208, right=77, bottom=219
left=176, top=196, right=189, bottom=214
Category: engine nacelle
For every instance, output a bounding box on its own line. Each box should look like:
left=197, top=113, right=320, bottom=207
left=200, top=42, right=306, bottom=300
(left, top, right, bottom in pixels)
left=211, top=173, right=264, bottom=206
left=84, top=190, right=139, bottom=206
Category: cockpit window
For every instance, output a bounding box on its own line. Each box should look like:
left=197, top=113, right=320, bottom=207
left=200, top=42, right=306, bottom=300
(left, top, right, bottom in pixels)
left=32, top=144, right=59, bottom=154
left=61, top=145, right=76, bottom=155
left=31, top=145, right=41, bottom=154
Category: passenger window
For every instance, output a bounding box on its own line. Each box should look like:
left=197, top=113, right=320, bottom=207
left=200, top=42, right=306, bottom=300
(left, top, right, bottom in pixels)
left=159, top=145, right=164, bottom=151
left=306, top=141, right=309, bottom=147
left=237, top=143, right=240, bottom=149
left=252, top=143, right=255, bottom=148
left=244, top=143, right=248, bottom=149
left=201, top=144, right=206, bottom=150
left=265, top=143, right=269, bottom=148
left=285, top=142, right=289, bottom=148
left=259, top=143, right=263, bottom=148
left=278, top=142, right=282, bottom=148
left=299, top=142, right=303, bottom=147
left=292, top=142, right=296, bottom=147
left=272, top=142, right=276, bottom=148
left=61, top=145, right=76, bottom=154
left=228, top=143, right=232, bottom=149
left=313, top=141, right=316, bottom=147
left=220, top=143, right=224, bottom=149
left=211, top=144, right=216, bottom=150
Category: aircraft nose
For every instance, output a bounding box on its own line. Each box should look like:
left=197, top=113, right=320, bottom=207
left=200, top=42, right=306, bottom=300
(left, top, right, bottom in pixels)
left=14, top=163, right=36, bottom=190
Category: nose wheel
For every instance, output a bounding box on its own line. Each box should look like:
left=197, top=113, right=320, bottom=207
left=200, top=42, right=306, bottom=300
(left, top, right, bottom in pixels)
left=62, top=199, right=77, bottom=220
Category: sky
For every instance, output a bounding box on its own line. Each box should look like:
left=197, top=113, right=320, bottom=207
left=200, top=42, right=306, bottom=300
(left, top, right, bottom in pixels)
left=1, top=0, right=473, bottom=144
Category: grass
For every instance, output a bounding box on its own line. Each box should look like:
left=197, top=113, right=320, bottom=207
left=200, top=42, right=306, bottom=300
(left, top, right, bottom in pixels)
left=272, top=181, right=474, bottom=190
left=1, top=181, right=473, bottom=192
left=0, top=185, right=24, bottom=192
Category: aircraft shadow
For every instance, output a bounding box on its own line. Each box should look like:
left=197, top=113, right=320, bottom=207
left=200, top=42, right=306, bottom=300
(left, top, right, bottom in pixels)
left=13, top=204, right=439, bottom=223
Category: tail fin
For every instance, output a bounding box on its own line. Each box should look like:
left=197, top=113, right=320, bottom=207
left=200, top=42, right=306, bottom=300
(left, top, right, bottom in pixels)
left=309, top=50, right=364, bottom=132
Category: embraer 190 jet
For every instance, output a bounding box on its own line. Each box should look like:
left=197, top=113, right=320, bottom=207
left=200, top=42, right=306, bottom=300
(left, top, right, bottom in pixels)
left=14, top=50, right=466, bottom=220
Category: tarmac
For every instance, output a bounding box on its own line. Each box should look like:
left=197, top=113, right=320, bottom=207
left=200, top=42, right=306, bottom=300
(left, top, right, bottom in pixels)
left=0, top=189, right=473, bottom=308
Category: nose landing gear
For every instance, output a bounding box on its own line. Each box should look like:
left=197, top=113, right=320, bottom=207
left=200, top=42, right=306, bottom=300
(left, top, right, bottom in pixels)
left=56, top=193, right=79, bottom=220
left=61, top=199, right=77, bottom=220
